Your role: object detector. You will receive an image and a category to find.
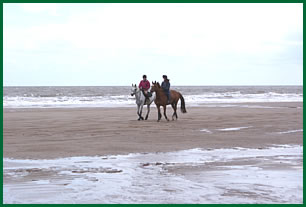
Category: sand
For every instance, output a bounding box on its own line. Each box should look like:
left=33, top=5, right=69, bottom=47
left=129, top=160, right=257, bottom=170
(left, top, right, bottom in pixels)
left=3, top=102, right=303, bottom=204
left=3, top=102, right=303, bottom=159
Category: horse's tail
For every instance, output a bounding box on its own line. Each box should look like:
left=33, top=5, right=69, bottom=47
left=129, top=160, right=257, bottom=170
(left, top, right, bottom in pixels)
left=179, top=93, right=187, bottom=113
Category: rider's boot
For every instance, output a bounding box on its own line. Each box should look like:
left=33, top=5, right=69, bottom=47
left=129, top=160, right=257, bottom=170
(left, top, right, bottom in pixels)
left=145, top=97, right=149, bottom=104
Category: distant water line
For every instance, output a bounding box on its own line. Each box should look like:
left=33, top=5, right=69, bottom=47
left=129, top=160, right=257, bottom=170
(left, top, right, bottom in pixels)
left=3, top=86, right=303, bottom=108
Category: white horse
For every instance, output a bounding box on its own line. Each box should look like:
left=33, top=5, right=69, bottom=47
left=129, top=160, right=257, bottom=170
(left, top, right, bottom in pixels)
left=130, top=84, right=156, bottom=121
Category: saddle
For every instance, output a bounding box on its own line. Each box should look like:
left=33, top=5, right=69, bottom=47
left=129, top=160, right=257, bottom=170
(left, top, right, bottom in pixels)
left=147, top=92, right=153, bottom=97
left=142, top=90, right=152, bottom=98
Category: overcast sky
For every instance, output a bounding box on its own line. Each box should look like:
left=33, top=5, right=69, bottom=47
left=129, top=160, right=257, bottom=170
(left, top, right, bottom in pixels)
left=4, top=3, right=303, bottom=86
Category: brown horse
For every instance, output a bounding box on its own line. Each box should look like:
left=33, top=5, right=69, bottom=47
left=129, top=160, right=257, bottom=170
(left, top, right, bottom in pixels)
left=151, top=81, right=187, bottom=121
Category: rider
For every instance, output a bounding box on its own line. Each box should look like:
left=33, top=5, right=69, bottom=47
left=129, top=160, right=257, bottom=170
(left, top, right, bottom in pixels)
left=138, top=75, right=150, bottom=103
left=161, top=75, right=170, bottom=103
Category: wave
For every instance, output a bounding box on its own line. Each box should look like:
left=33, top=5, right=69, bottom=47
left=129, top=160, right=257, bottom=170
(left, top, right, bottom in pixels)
left=3, top=91, right=303, bottom=108
left=3, top=95, right=136, bottom=108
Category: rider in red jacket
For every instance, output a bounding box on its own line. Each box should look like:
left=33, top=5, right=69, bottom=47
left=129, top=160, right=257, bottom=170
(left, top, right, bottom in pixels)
left=139, top=75, right=151, bottom=103
left=139, top=75, right=150, bottom=90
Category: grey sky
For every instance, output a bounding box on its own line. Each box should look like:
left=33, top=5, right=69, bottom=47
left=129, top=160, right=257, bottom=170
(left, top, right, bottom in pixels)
left=4, top=3, right=303, bottom=86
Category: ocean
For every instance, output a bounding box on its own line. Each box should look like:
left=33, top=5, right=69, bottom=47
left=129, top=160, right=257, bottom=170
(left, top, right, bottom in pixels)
left=3, top=86, right=303, bottom=108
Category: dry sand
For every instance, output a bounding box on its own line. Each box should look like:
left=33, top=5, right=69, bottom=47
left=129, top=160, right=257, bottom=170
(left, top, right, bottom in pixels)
left=3, top=102, right=303, bottom=159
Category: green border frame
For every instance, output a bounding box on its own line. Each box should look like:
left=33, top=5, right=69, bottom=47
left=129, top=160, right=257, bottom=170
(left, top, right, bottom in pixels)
left=1, top=0, right=305, bottom=2
left=1, top=0, right=304, bottom=205
left=1, top=1, right=3, bottom=206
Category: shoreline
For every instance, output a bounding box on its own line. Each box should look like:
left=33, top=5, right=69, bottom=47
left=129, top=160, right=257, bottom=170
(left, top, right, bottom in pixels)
left=3, top=102, right=303, bottom=113
left=3, top=145, right=303, bottom=204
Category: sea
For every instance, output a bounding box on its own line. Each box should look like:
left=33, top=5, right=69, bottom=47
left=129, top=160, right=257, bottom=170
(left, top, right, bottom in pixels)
left=3, top=86, right=303, bottom=108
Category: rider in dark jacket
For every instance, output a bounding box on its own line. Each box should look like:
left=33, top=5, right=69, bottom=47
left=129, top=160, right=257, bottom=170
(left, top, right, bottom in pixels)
left=161, top=75, right=170, bottom=103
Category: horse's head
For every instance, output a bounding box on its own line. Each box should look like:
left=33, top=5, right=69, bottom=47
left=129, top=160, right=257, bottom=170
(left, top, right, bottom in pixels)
left=151, top=81, right=160, bottom=92
left=130, top=84, right=138, bottom=96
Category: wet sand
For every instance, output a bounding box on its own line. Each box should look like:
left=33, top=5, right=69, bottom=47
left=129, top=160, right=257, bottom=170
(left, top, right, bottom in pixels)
left=3, top=146, right=303, bottom=203
left=3, top=102, right=303, bottom=159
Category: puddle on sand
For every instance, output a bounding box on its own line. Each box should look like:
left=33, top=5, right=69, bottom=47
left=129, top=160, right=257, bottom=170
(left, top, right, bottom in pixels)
left=3, top=145, right=303, bottom=204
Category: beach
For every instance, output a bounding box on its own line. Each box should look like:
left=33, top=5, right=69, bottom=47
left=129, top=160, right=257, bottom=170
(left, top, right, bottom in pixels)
left=3, top=2, right=303, bottom=203
left=3, top=102, right=303, bottom=204
left=4, top=102, right=303, bottom=159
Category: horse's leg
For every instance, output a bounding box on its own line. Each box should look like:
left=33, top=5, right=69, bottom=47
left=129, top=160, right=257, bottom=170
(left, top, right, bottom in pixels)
left=137, top=105, right=140, bottom=121
left=171, top=103, right=175, bottom=120
left=139, top=104, right=144, bottom=120
left=157, top=105, right=162, bottom=122
left=171, top=103, right=177, bottom=121
left=145, top=104, right=150, bottom=120
left=137, top=105, right=141, bottom=121
left=163, top=105, right=169, bottom=121
left=175, top=102, right=178, bottom=119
